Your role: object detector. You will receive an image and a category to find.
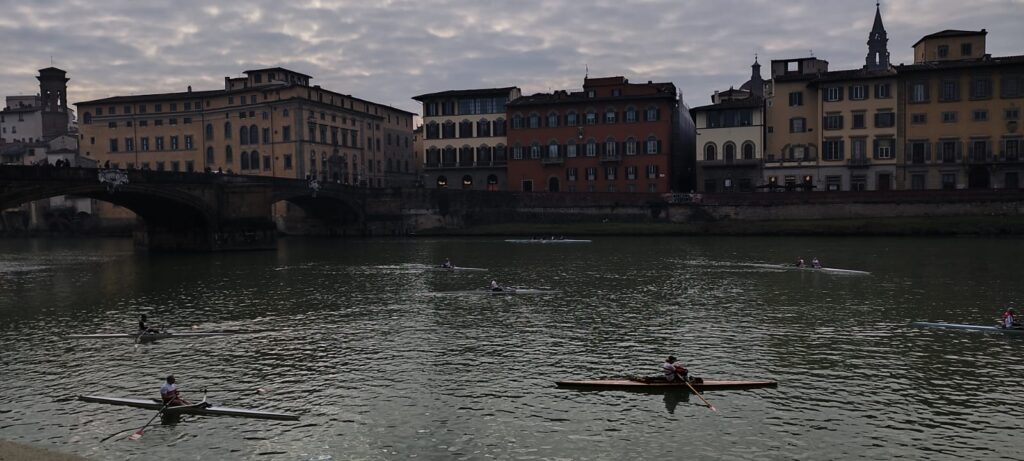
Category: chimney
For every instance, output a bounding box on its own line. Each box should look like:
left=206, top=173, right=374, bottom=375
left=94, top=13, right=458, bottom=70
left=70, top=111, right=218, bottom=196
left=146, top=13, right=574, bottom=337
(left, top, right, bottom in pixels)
left=187, top=85, right=192, bottom=93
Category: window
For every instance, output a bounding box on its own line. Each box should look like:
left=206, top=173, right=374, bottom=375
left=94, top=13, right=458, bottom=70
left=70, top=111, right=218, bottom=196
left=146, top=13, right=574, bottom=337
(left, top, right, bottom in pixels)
left=205, top=147, right=214, bottom=164
left=911, top=174, right=925, bottom=190
left=585, top=167, right=596, bottom=181
left=155, top=137, right=164, bottom=150
left=184, top=135, right=193, bottom=150
left=493, top=119, right=506, bottom=136
left=605, top=109, right=616, bottom=124
left=138, top=120, right=147, bottom=127
left=789, top=117, right=806, bottom=133
left=825, top=87, right=842, bottom=102
left=547, top=113, right=559, bottom=128
left=263, top=128, right=270, bottom=144
left=511, top=115, right=524, bottom=129
left=566, top=112, right=578, bottom=126
left=939, top=140, right=958, bottom=163
left=823, top=139, right=844, bottom=161
left=205, top=123, right=214, bottom=140
left=1001, top=75, right=1023, bottom=98
left=459, top=120, right=473, bottom=138
left=645, top=107, right=659, bottom=121
left=942, top=173, right=957, bottom=190
left=742, top=142, right=755, bottom=159
left=224, top=121, right=232, bottom=139
left=909, top=82, right=929, bottom=102
left=169, top=118, right=177, bottom=125
left=626, top=166, right=637, bottom=180
left=852, top=112, right=866, bottom=129
left=529, top=143, right=540, bottom=159
left=942, top=111, right=957, bottom=123
left=566, top=141, right=577, bottom=158
left=875, top=83, right=891, bottom=99
left=625, top=107, right=637, bottom=122
left=789, top=91, right=803, bottom=106
left=284, top=154, right=293, bottom=170
left=973, top=110, right=988, bottom=121
left=824, top=114, right=843, bottom=130
left=154, top=119, right=163, bottom=126
left=850, top=85, right=867, bottom=100
left=911, top=113, right=927, bottom=124
left=625, top=138, right=637, bottom=156
left=527, top=113, right=540, bottom=129
left=154, top=104, right=162, bottom=112
left=827, top=176, right=842, bottom=191
left=645, top=164, right=659, bottom=179
left=1004, top=139, right=1021, bottom=160
left=910, top=141, right=929, bottom=164
left=170, top=136, right=179, bottom=150
left=961, top=43, right=972, bottom=56
left=940, top=80, right=960, bottom=101
left=567, top=168, right=578, bottom=181
left=971, top=77, right=992, bottom=99
left=125, top=138, right=134, bottom=151
left=512, top=144, right=523, bottom=160
left=646, top=136, right=659, bottom=154
left=1007, top=109, right=1020, bottom=120
left=585, top=139, right=597, bottom=157
left=107, top=121, right=117, bottom=128
left=585, top=111, right=597, bottom=125
left=185, top=161, right=194, bottom=173
left=282, top=126, right=291, bottom=141
left=704, top=143, right=717, bottom=161
left=477, top=120, right=491, bottom=137
left=442, top=121, right=456, bottom=138
left=938, top=45, right=949, bottom=58
left=240, top=126, right=249, bottom=145
left=109, top=139, right=118, bottom=152
left=874, top=138, right=894, bottom=159
left=140, top=137, right=149, bottom=151
left=874, top=111, right=895, bottom=128
left=603, top=166, right=616, bottom=180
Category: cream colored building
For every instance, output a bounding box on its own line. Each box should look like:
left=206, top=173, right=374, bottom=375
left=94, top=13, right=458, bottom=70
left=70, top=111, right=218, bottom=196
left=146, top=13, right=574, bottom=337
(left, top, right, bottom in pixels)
left=765, top=57, right=829, bottom=190
left=77, top=67, right=416, bottom=188
left=412, top=87, right=520, bottom=191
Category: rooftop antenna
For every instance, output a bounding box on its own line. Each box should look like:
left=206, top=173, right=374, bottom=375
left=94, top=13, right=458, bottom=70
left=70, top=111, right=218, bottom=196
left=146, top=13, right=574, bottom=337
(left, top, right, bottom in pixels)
left=585, top=64, right=589, bottom=79
left=809, top=49, right=815, bottom=57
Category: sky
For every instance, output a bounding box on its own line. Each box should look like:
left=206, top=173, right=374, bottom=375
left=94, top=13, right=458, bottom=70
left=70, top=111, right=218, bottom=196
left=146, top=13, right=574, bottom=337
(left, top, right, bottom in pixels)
left=0, top=0, right=1021, bottom=119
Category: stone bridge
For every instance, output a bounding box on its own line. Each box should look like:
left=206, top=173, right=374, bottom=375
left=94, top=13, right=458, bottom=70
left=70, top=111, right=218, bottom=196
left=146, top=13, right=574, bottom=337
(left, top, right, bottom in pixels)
left=0, top=165, right=377, bottom=251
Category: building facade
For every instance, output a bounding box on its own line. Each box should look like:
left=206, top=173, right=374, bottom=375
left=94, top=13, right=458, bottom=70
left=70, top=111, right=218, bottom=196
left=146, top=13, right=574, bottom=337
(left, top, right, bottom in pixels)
left=899, top=30, right=1024, bottom=190
left=77, top=67, right=416, bottom=188
left=691, top=59, right=766, bottom=192
left=506, top=76, right=682, bottom=193
left=412, top=87, right=520, bottom=191
left=0, top=67, right=72, bottom=144
left=765, top=57, right=829, bottom=190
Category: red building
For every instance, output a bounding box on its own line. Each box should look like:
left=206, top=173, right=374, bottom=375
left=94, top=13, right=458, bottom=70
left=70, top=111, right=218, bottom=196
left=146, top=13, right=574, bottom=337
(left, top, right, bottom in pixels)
left=506, top=76, right=683, bottom=193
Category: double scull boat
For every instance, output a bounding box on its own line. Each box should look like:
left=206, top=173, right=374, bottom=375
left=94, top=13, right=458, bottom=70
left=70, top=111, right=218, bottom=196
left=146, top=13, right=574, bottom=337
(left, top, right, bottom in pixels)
left=67, top=331, right=234, bottom=342
left=79, top=395, right=300, bottom=421
left=556, top=379, right=778, bottom=391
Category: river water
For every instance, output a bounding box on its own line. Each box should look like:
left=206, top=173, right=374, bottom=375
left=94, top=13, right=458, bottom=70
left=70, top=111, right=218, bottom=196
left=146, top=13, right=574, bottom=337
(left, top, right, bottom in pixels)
left=1, top=236, right=1022, bottom=460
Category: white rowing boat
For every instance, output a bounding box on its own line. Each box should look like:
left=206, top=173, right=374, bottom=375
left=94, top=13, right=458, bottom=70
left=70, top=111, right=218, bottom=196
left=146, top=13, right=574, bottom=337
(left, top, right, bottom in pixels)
left=67, top=332, right=234, bottom=341
left=745, top=263, right=870, bottom=275
left=504, top=239, right=592, bottom=244
left=911, top=321, right=1024, bottom=334
left=443, top=287, right=560, bottom=295
left=425, top=266, right=488, bottom=272
left=79, top=395, right=300, bottom=421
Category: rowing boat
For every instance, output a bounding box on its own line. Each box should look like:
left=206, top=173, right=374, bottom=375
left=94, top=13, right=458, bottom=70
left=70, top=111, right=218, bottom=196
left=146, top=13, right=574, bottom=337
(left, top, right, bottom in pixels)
left=445, top=287, right=560, bottom=295
left=79, top=395, right=300, bottom=421
left=67, top=332, right=234, bottom=341
left=911, top=321, right=1024, bottom=334
left=555, top=379, right=778, bottom=391
left=425, top=266, right=488, bottom=272
left=504, top=239, right=592, bottom=244
left=746, top=263, right=870, bottom=275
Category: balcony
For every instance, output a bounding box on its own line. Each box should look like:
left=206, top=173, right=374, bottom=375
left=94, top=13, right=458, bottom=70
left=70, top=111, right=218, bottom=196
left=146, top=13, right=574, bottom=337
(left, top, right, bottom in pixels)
left=542, top=155, right=564, bottom=165
left=848, top=157, right=870, bottom=168
left=701, top=158, right=761, bottom=168
left=966, top=152, right=992, bottom=164
left=763, top=154, right=818, bottom=166
left=600, top=154, right=622, bottom=163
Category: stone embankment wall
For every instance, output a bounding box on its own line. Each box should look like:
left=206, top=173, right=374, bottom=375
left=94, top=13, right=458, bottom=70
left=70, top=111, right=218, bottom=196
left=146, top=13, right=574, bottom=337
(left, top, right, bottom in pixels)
left=389, top=189, right=1024, bottom=235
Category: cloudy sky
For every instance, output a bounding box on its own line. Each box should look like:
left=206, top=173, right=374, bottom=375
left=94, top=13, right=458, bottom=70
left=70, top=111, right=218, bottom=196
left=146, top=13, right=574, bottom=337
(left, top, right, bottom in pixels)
left=0, top=0, right=1021, bottom=118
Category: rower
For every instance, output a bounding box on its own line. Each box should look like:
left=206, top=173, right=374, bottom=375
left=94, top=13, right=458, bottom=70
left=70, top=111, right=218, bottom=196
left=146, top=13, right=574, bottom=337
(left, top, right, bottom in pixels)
left=442, top=257, right=453, bottom=269
left=796, top=257, right=805, bottom=268
left=490, top=280, right=501, bottom=292
left=160, top=375, right=191, bottom=407
left=811, top=257, right=822, bottom=269
left=138, top=314, right=157, bottom=334
left=1002, top=308, right=1018, bottom=329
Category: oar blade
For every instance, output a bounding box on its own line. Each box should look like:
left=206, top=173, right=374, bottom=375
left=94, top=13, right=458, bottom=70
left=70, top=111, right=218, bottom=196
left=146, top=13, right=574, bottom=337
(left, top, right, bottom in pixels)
left=127, top=430, right=144, bottom=441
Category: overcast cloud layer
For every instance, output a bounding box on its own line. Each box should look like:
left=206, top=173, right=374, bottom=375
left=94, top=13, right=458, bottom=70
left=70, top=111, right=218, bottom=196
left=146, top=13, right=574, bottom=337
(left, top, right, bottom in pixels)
left=1, top=0, right=1021, bottom=117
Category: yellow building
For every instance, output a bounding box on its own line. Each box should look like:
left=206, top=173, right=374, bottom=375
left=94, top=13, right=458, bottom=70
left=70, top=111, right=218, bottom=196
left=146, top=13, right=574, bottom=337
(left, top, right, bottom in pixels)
left=77, top=67, right=416, bottom=188
left=898, top=30, right=1024, bottom=190
left=765, top=57, right=829, bottom=190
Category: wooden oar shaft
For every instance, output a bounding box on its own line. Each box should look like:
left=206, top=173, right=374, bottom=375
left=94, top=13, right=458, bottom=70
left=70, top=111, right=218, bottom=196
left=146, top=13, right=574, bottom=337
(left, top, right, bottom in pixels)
left=684, top=380, right=717, bottom=412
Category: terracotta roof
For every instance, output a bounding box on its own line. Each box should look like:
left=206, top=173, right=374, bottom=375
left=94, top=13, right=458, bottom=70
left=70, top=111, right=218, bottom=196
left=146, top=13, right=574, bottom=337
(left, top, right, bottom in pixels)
left=811, top=67, right=897, bottom=84
left=507, top=83, right=676, bottom=108
left=689, top=97, right=763, bottom=112
left=243, top=67, right=313, bottom=79
left=898, top=54, right=1024, bottom=72
left=76, top=88, right=227, bottom=105
left=412, top=87, right=519, bottom=101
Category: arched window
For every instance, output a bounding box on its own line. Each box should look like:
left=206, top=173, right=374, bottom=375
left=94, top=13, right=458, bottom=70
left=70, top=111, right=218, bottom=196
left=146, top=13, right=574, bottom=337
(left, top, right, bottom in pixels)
left=604, top=107, right=617, bottom=124
left=442, top=146, right=456, bottom=165
left=426, top=146, right=440, bottom=166
left=585, top=138, right=597, bottom=157
left=724, top=142, right=736, bottom=162
left=436, top=175, right=448, bottom=189
left=477, top=119, right=491, bottom=137
left=239, top=125, right=248, bottom=145
left=547, top=112, right=559, bottom=128
left=478, top=145, right=492, bottom=165
left=425, top=121, right=440, bottom=139
left=646, top=136, right=659, bottom=154
left=459, top=120, right=473, bottom=138
left=240, top=150, right=250, bottom=170
left=249, top=124, right=258, bottom=144
left=459, top=145, right=474, bottom=166
left=83, top=112, right=92, bottom=124
left=548, top=141, right=560, bottom=158
left=566, top=111, right=579, bottom=126
left=530, top=142, right=541, bottom=159
left=511, top=114, right=524, bottom=129
left=487, top=174, right=498, bottom=184
left=528, top=113, right=540, bottom=129
left=494, top=144, right=507, bottom=162
left=225, top=145, right=233, bottom=164
left=704, top=143, right=717, bottom=161
left=605, top=137, right=617, bottom=157
left=224, top=121, right=232, bottom=139
left=625, top=106, right=638, bottom=123
left=493, top=118, right=506, bottom=136
left=742, top=142, right=755, bottom=159
left=205, top=146, right=214, bottom=164
left=462, top=175, right=473, bottom=189
left=250, top=151, right=260, bottom=170
left=205, top=123, right=214, bottom=140
left=442, top=120, right=455, bottom=139
left=625, top=137, right=637, bottom=155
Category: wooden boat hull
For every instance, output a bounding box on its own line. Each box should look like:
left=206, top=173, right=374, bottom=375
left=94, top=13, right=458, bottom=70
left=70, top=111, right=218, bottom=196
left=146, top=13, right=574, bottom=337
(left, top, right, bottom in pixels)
left=556, top=379, right=778, bottom=391
left=79, top=395, right=299, bottom=421
left=67, top=332, right=234, bottom=341
left=911, top=321, right=1024, bottom=334
left=504, top=239, right=592, bottom=244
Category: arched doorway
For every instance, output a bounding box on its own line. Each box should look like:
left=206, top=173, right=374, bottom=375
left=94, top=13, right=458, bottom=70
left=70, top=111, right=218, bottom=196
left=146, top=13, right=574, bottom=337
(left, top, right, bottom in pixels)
left=724, top=143, right=736, bottom=162
left=486, top=174, right=499, bottom=191
left=548, top=177, right=560, bottom=192
left=436, top=175, right=448, bottom=189
left=462, top=175, right=473, bottom=189
left=968, top=166, right=990, bottom=189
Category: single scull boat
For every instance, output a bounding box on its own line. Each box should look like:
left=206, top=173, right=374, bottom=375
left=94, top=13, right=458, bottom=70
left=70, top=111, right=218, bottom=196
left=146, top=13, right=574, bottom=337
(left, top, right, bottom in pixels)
left=911, top=321, right=1024, bottom=334
left=67, top=332, right=234, bottom=341
left=556, top=379, right=778, bottom=391
left=504, top=239, right=592, bottom=244
left=79, top=395, right=299, bottom=421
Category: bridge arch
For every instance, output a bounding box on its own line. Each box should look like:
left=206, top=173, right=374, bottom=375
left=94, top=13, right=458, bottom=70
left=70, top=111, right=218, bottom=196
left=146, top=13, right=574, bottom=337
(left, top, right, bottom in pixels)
left=270, top=186, right=364, bottom=236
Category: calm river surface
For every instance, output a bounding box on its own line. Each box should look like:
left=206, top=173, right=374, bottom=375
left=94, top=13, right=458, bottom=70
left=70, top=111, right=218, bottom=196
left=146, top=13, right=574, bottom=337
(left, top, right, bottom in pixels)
left=1, top=236, right=1023, bottom=460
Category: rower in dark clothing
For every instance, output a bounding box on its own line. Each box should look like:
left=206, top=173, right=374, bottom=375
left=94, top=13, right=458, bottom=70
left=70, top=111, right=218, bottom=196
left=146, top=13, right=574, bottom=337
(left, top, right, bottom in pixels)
left=139, top=314, right=158, bottom=334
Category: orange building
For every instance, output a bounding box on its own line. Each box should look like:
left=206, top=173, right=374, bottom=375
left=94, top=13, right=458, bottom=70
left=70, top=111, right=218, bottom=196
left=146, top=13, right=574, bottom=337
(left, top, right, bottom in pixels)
left=505, top=77, right=683, bottom=193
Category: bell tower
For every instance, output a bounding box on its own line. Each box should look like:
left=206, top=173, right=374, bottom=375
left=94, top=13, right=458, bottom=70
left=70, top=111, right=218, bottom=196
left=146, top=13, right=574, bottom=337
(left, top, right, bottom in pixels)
left=865, top=2, right=891, bottom=70
left=37, top=67, right=69, bottom=113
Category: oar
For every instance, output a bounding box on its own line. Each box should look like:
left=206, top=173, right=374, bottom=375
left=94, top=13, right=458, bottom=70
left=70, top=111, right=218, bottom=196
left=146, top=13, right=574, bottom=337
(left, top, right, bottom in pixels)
left=124, top=400, right=172, bottom=441
left=188, top=387, right=269, bottom=394
left=683, top=379, right=717, bottom=412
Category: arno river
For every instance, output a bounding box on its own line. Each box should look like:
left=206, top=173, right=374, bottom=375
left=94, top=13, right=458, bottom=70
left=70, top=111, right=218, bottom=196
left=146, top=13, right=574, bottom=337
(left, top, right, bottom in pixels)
left=1, top=236, right=1022, bottom=460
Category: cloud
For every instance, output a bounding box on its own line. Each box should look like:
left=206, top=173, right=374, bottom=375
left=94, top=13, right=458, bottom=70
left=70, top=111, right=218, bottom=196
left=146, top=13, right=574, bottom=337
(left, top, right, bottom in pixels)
left=0, top=0, right=1020, bottom=115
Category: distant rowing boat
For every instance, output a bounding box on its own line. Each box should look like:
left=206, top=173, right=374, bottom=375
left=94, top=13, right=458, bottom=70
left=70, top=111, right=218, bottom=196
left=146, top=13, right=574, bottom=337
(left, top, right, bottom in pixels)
left=746, top=263, right=870, bottom=275
left=504, top=239, right=592, bottom=244
left=555, top=379, right=778, bottom=391
left=79, top=395, right=300, bottom=421
left=911, top=321, right=1024, bottom=334
left=443, top=287, right=560, bottom=295
left=425, top=266, right=488, bottom=272
left=67, top=332, right=234, bottom=341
